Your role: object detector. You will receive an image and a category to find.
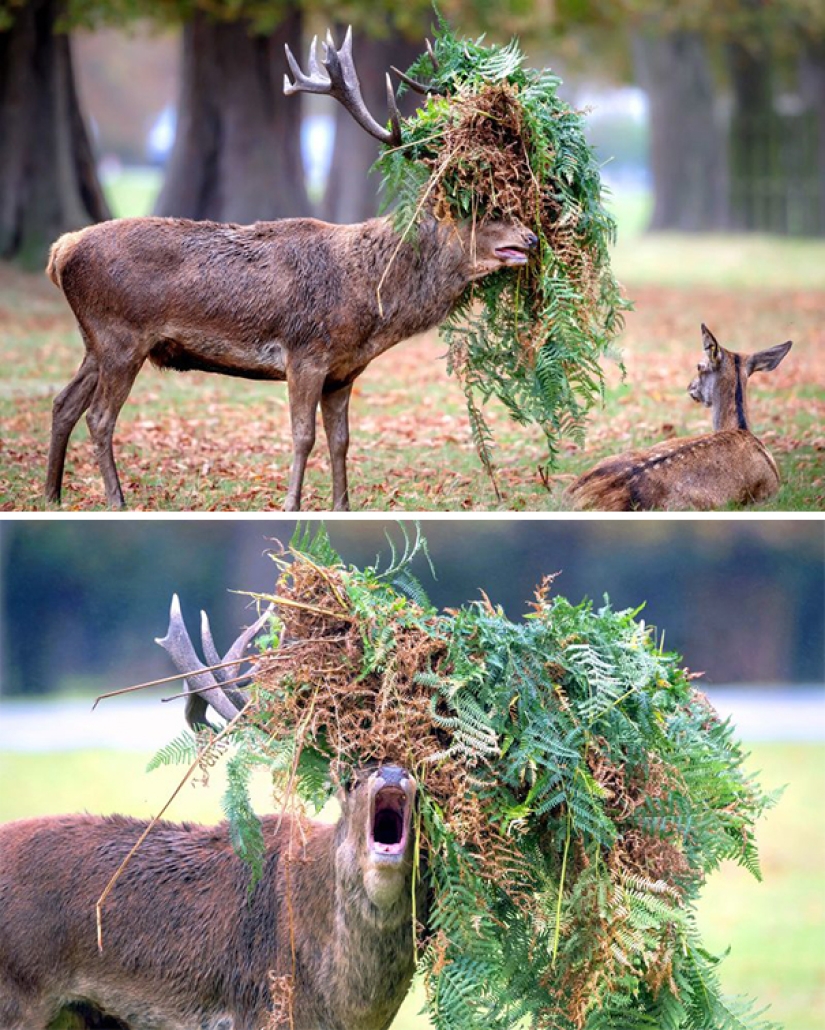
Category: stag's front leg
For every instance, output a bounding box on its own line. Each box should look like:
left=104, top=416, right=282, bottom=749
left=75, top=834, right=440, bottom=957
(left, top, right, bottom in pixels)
left=320, top=383, right=353, bottom=512
left=284, top=359, right=327, bottom=512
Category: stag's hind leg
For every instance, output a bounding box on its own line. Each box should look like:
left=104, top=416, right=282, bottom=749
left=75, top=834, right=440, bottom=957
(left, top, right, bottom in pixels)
left=45, top=349, right=100, bottom=505
left=84, top=343, right=146, bottom=509
left=321, top=383, right=353, bottom=512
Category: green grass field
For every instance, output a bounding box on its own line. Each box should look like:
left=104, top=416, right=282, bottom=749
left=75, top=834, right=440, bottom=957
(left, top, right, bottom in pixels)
left=1, top=172, right=822, bottom=511
left=0, top=741, right=821, bottom=1030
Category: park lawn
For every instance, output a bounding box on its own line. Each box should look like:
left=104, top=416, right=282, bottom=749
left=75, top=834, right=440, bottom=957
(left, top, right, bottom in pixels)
left=1, top=185, right=823, bottom=510
left=0, top=741, right=821, bottom=1030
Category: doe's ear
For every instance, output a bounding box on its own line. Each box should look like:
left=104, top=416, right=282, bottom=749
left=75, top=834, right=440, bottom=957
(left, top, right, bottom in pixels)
left=746, top=340, right=792, bottom=376
left=701, top=323, right=722, bottom=367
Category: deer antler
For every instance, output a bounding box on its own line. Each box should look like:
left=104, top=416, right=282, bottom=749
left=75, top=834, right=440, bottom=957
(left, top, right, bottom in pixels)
left=284, top=26, right=402, bottom=147
left=391, top=38, right=446, bottom=96
left=156, top=595, right=272, bottom=731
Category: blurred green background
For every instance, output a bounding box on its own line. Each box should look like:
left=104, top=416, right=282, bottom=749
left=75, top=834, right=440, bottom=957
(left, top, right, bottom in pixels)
left=2, top=519, right=822, bottom=697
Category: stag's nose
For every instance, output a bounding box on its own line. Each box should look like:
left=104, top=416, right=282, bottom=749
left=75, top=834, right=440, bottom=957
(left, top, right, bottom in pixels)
left=374, top=765, right=415, bottom=794
left=525, top=231, right=539, bottom=248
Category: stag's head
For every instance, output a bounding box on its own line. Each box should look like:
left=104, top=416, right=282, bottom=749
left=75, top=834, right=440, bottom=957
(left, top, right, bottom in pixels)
left=156, top=597, right=418, bottom=923
left=460, top=218, right=539, bottom=280
left=284, top=28, right=539, bottom=284
left=336, top=763, right=418, bottom=917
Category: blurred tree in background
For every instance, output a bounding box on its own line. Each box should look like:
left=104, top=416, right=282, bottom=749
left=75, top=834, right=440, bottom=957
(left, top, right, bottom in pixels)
left=0, top=0, right=111, bottom=267
left=151, top=2, right=310, bottom=223
left=0, top=0, right=822, bottom=266
left=1, top=521, right=822, bottom=698
left=554, top=0, right=825, bottom=233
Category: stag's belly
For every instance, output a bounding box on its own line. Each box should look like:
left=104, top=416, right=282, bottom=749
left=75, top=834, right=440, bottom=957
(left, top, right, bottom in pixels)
left=149, top=333, right=287, bottom=381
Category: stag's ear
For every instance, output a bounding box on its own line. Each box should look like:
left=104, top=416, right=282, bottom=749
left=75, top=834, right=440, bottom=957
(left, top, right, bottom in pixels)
left=746, top=340, right=792, bottom=376
left=701, top=324, right=722, bottom=368
left=335, top=767, right=357, bottom=810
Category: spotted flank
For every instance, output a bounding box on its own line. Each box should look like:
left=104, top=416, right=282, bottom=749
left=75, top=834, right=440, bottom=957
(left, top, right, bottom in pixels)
left=566, top=324, right=792, bottom=512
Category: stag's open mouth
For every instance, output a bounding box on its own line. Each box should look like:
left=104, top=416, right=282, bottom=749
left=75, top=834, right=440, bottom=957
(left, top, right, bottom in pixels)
left=494, top=246, right=531, bottom=266
left=369, top=783, right=412, bottom=864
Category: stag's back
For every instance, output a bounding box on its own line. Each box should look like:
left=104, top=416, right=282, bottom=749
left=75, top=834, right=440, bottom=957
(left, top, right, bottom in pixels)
left=0, top=813, right=303, bottom=1028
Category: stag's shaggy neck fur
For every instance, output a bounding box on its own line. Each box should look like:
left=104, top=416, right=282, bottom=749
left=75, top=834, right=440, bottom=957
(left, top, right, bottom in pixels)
left=0, top=810, right=421, bottom=1030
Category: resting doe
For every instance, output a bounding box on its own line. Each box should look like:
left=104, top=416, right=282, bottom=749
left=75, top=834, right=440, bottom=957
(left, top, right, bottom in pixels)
left=565, top=324, right=792, bottom=511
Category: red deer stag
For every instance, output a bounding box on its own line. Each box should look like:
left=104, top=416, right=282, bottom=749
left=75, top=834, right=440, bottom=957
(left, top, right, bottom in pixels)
left=45, top=28, right=537, bottom=512
left=0, top=597, right=423, bottom=1030
left=565, top=324, right=792, bottom=510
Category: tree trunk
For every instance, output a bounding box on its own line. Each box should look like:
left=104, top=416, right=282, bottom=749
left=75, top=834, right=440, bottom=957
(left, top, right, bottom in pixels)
left=0, top=0, right=110, bottom=268
left=727, top=40, right=776, bottom=232
left=154, top=9, right=309, bottom=222
left=321, top=31, right=425, bottom=225
left=799, top=39, right=825, bottom=236
left=632, top=30, right=728, bottom=231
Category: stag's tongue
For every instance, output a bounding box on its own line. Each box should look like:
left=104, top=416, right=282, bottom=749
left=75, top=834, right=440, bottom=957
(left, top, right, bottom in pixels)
left=495, top=247, right=529, bottom=265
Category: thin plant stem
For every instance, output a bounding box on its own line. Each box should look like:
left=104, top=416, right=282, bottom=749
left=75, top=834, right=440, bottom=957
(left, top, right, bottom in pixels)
left=92, top=652, right=279, bottom=708
left=95, top=701, right=251, bottom=951
left=551, top=806, right=573, bottom=968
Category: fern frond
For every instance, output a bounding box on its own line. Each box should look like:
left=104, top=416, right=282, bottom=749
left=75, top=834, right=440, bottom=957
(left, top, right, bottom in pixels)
left=146, top=730, right=198, bottom=772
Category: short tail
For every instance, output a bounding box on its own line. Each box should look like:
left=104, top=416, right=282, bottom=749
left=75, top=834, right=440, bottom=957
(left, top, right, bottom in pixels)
left=46, top=229, right=85, bottom=289
left=564, top=465, right=635, bottom=512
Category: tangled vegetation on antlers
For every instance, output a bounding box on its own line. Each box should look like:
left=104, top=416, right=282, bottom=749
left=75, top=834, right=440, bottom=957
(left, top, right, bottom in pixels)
left=376, top=21, right=629, bottom=479
left=154, top=526, right=779, bottom=1030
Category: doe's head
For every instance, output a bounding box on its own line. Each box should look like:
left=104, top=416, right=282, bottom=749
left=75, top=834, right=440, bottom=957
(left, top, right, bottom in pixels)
left=688, top=324, right=792, bottom=431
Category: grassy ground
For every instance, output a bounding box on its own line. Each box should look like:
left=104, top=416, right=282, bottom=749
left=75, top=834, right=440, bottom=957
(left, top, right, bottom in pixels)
left=1, top=174, right=822, bottom=511
left=0, top=741, right=821, bottom=1030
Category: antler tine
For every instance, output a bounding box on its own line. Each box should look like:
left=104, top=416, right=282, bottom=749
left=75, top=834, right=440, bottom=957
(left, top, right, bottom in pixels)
left=284, top=25, right=401, bottom=146
left=390, top=35, right=446, bottom=98
left=390, top=66, right=435, bottom=96
left=200, top=603, right=273, bottom=704
left=220, top=603, right=274, bottom=666
left=307, top=34, right=324, bottom=79
left=155, top=594, right=245, bottom=730
left=284, top=35, right=330, bottom=96
left=385, top=73, right=402, bottom=142
left=199, top=609, right=222, bottom=671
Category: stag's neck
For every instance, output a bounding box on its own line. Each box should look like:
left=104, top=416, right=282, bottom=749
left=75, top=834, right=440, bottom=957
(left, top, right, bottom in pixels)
left=359, top=216, right=472, bottom=337
left=287, top=826, right=416, bottom=1030
left=328, top=866, right=417, bottom=1030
